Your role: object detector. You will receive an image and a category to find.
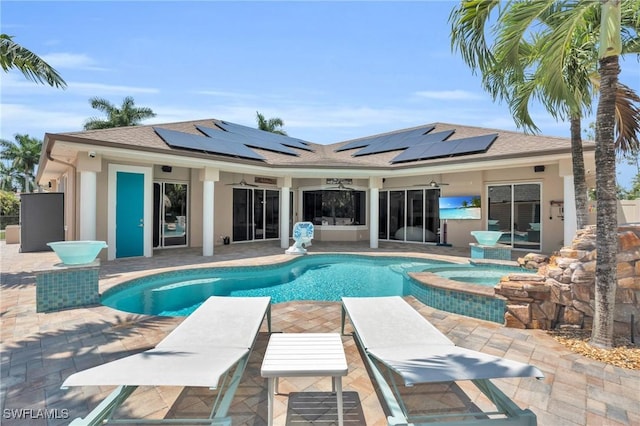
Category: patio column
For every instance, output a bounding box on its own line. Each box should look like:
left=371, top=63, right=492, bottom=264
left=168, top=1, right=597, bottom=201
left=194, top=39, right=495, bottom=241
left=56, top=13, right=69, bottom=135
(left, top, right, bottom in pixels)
left=280, top=176, right=292, bottom=249
left=369, top=177, right=383, bottom=249
left=76, top=152, right=101, bottom=241
left=563, top=175, right=577, bottom=247
left=201, top=167, right=219, bottom=257
left=79, top=171, right=97, bottom=240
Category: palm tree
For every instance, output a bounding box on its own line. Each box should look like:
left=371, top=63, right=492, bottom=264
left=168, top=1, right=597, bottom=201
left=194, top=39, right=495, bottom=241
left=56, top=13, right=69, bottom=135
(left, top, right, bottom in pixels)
left=84, top=96, right=156, bottom=130
left=450, top=0, right=639, bottom=348
left=0, top=162, right=19, bottom=192
left=591, top=0, right=622, bottom=349
left=450, top=0, right=640, bottom=231
left=0, top=134, right=43, bottom=193
left=0, top=34, right=66, bottom=88
left=256, top=111, right=287, bottom=135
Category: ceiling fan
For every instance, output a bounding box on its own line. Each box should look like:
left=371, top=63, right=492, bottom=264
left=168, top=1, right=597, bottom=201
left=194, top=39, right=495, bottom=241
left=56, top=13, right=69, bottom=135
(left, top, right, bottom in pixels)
left=328, top=180, right=354, bottom=191
left=428, top=179, right=449, bottom=188
left=413, top=178, right=449, bottom=188
left=227, top=177, right=258, bottom=187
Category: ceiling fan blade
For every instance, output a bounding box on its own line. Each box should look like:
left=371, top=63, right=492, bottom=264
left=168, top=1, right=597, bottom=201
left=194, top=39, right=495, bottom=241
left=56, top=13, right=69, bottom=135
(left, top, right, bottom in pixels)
left=227, top=178, right=258, bottom=187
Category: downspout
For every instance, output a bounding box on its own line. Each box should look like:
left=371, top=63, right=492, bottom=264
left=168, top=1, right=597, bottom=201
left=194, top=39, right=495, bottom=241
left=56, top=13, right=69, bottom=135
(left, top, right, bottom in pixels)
left=46, top=151, right=76, bottom=171
left=46, top=149, right=77, bottom=240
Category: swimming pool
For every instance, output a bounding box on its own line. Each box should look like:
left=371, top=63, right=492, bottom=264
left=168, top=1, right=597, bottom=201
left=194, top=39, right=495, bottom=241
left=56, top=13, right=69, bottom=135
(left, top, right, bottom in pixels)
left=102, top=255, right=450, bottom=316
left=101, top=254, right=525, bottom=320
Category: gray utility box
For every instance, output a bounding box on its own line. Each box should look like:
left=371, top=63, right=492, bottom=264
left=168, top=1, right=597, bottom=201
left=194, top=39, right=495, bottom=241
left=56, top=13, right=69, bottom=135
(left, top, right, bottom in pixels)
left=20, top=192, right=65, bottom=252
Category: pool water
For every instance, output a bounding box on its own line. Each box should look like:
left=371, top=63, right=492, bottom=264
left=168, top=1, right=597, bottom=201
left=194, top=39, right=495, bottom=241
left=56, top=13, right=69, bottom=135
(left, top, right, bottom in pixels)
left=101, top=254, right=527, bottom=317
left=421, top=264, right=524, bottom=286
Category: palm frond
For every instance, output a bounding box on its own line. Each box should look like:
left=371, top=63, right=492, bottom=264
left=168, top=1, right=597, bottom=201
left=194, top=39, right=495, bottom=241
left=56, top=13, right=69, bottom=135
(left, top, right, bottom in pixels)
left=0, top=34, right=67, bottom=88
left=449, top=0, right=501, bottom=73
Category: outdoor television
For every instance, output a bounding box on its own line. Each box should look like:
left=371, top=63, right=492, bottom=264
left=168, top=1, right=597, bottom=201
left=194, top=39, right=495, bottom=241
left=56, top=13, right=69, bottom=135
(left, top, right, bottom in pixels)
left=439, top=195, right=481, bottom=220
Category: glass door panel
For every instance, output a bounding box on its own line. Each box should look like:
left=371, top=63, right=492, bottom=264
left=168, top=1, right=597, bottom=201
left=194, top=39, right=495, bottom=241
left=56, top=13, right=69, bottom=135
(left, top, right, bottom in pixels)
left=379, top=191, right=388, bottom=239
left=153, top=181, right=188, bottom=248
left=233, top=188, right=252, bottom=242
left=407, top=190, right=424, bottom=242
left=265, top=190, right=280, bottom=239
left=425, top=189, right=440, bottom=243
left=514, top=183, right=541, bottom=250
left=488, top=185, right=513, bottom=245
left=389, top=191, right=405, bottom=240
left=254, top=190, right=265, bottom=240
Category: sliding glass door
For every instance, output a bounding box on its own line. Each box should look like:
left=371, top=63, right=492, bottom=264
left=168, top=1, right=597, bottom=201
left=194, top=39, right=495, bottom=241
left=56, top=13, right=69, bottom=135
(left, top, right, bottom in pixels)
left=233, top=188, right=280, bottom=242
left=487, top=183, right=541, bottom=250
left=380, top=188, right=440, bottom=243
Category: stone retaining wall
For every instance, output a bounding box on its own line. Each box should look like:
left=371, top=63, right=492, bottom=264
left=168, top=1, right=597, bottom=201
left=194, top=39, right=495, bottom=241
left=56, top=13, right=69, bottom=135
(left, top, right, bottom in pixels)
left=495, top=225, right=640, bottom=336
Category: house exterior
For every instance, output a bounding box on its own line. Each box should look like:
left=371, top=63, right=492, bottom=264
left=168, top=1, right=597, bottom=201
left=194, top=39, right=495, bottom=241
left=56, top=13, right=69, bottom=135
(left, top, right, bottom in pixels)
left=35, top=119, right=595, bottom=260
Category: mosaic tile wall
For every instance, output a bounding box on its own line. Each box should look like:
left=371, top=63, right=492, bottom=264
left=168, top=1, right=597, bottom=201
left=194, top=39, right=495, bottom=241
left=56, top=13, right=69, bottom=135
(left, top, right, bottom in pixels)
left=470, top=245, right=512, bottom=261
left=410, top=280, right=506, bottom=323
left=36, top=266, right=100, bottom=313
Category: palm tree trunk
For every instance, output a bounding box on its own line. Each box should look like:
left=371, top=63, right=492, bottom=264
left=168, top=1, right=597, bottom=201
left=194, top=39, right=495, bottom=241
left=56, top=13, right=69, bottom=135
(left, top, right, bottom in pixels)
left=570, top=115, right=588, bottom=230
left=590, top=54, right=620, bottom=349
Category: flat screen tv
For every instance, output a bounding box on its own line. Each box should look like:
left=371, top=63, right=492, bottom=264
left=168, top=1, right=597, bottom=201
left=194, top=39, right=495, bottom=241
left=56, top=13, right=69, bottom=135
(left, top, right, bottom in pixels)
left=439, top=195, right=481, bottom=220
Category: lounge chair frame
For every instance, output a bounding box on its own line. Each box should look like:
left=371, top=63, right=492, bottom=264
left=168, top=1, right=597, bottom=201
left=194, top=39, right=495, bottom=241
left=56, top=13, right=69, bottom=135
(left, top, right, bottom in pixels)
left=341, top=296, right=540, bottom=426
left=64, top=296, right=272, bottom=425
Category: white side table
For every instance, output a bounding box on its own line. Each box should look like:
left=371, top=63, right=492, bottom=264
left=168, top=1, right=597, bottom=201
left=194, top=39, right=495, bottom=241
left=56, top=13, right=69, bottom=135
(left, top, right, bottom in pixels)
left=261, top=333, right=348, bottom=426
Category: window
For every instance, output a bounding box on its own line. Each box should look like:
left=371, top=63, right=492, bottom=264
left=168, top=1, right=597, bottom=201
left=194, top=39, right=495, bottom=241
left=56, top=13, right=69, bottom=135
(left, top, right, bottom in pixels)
left=302, top=190, right=366, bottom=226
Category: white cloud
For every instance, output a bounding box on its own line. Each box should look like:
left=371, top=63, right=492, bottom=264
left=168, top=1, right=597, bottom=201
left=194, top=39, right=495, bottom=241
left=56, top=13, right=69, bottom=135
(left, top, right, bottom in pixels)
left=40, top=52, right=106, bottom=70
left=192, top=90, right=258, bottom=99
left=0, top=73, right=159, bottom=96
left=414, top=90, right=483, bottom=101
left=1, top=103, right=86, bottom=140
left=69, top=82, right=160, bottom=95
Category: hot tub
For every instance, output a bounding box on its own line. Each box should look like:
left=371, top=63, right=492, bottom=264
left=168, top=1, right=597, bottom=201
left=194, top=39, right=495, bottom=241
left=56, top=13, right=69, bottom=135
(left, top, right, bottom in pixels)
left=47, top=241, right=107, bottom=265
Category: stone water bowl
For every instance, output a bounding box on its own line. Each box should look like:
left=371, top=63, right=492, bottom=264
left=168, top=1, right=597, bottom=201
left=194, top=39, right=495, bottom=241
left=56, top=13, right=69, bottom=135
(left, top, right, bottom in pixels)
left=47, top=241, right=107, bottom=265
left=470, top=231, right=503, bottom=247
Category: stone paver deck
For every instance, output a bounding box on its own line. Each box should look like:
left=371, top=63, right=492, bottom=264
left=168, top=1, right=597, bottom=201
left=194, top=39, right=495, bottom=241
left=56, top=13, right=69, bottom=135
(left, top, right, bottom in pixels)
left=1, top=240, right=639, bottom=425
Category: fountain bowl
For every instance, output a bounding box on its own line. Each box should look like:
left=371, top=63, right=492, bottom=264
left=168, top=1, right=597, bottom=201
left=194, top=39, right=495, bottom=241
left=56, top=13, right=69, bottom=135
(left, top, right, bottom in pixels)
left=470, top=231, right=503, bottom=246
left=47, top=241, right=107, bottom=265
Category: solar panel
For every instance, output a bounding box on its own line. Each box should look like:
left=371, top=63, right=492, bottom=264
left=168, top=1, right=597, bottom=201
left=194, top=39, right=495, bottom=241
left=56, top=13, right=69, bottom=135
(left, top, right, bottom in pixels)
left=447, top=134, right=498, bottom=155
left=391, top=133, right=497, bottom=164
left=217, top=121, right=313, bottom=152
left=335, top=139, right=374, bottom=152
left=353, top=129, right=453, bottom=157
left=335, top=126, right=435, bottom=153
left=154, top=127, right=265, bottom=161
left=197, top=126, right=298, bottom=156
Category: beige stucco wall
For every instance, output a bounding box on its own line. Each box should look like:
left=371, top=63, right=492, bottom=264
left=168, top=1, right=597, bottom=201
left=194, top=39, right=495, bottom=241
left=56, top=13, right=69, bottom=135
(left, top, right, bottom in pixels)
left=60, top=157, right=575, bottom=257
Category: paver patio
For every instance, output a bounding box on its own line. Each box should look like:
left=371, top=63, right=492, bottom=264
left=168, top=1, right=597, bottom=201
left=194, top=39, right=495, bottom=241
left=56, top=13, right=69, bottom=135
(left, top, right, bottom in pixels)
left=1, top=241, right=638, bottom=425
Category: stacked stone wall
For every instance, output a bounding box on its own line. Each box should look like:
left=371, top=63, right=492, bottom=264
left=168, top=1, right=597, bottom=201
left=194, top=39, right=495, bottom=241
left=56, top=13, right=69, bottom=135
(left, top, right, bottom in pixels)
left=495, top=225, right=640, bottom=337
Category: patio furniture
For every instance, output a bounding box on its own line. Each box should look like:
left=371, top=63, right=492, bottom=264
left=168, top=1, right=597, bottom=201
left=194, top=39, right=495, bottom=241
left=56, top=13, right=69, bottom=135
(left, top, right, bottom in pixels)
left=261, top=333, right=348, bottom=426
left=341, top=296, right=544, bottom=426
left=61, top=296, right=272, bottom=425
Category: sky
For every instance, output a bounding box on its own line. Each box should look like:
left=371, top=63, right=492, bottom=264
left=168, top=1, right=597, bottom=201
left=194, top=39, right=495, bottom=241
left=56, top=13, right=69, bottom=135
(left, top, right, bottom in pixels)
left=2, top=1, right=639, bottom=187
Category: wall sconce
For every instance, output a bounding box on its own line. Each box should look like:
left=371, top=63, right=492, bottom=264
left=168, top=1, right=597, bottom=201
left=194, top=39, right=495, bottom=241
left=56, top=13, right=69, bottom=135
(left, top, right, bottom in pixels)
left=161, top=165, right=172, bottom=173
left=534, top=165, right=545, bottom=173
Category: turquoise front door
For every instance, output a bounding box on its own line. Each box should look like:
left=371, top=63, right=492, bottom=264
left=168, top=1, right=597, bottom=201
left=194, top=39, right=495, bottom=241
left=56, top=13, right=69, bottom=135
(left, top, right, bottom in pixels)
left=116, top=171, right=144, bottom=258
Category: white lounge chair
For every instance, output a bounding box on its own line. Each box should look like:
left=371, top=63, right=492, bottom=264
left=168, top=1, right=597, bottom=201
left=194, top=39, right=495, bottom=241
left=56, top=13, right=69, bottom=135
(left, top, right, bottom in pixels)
left=62, top=296, right=272, bottom=425
left=341, top=296, right=544, bottom=426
